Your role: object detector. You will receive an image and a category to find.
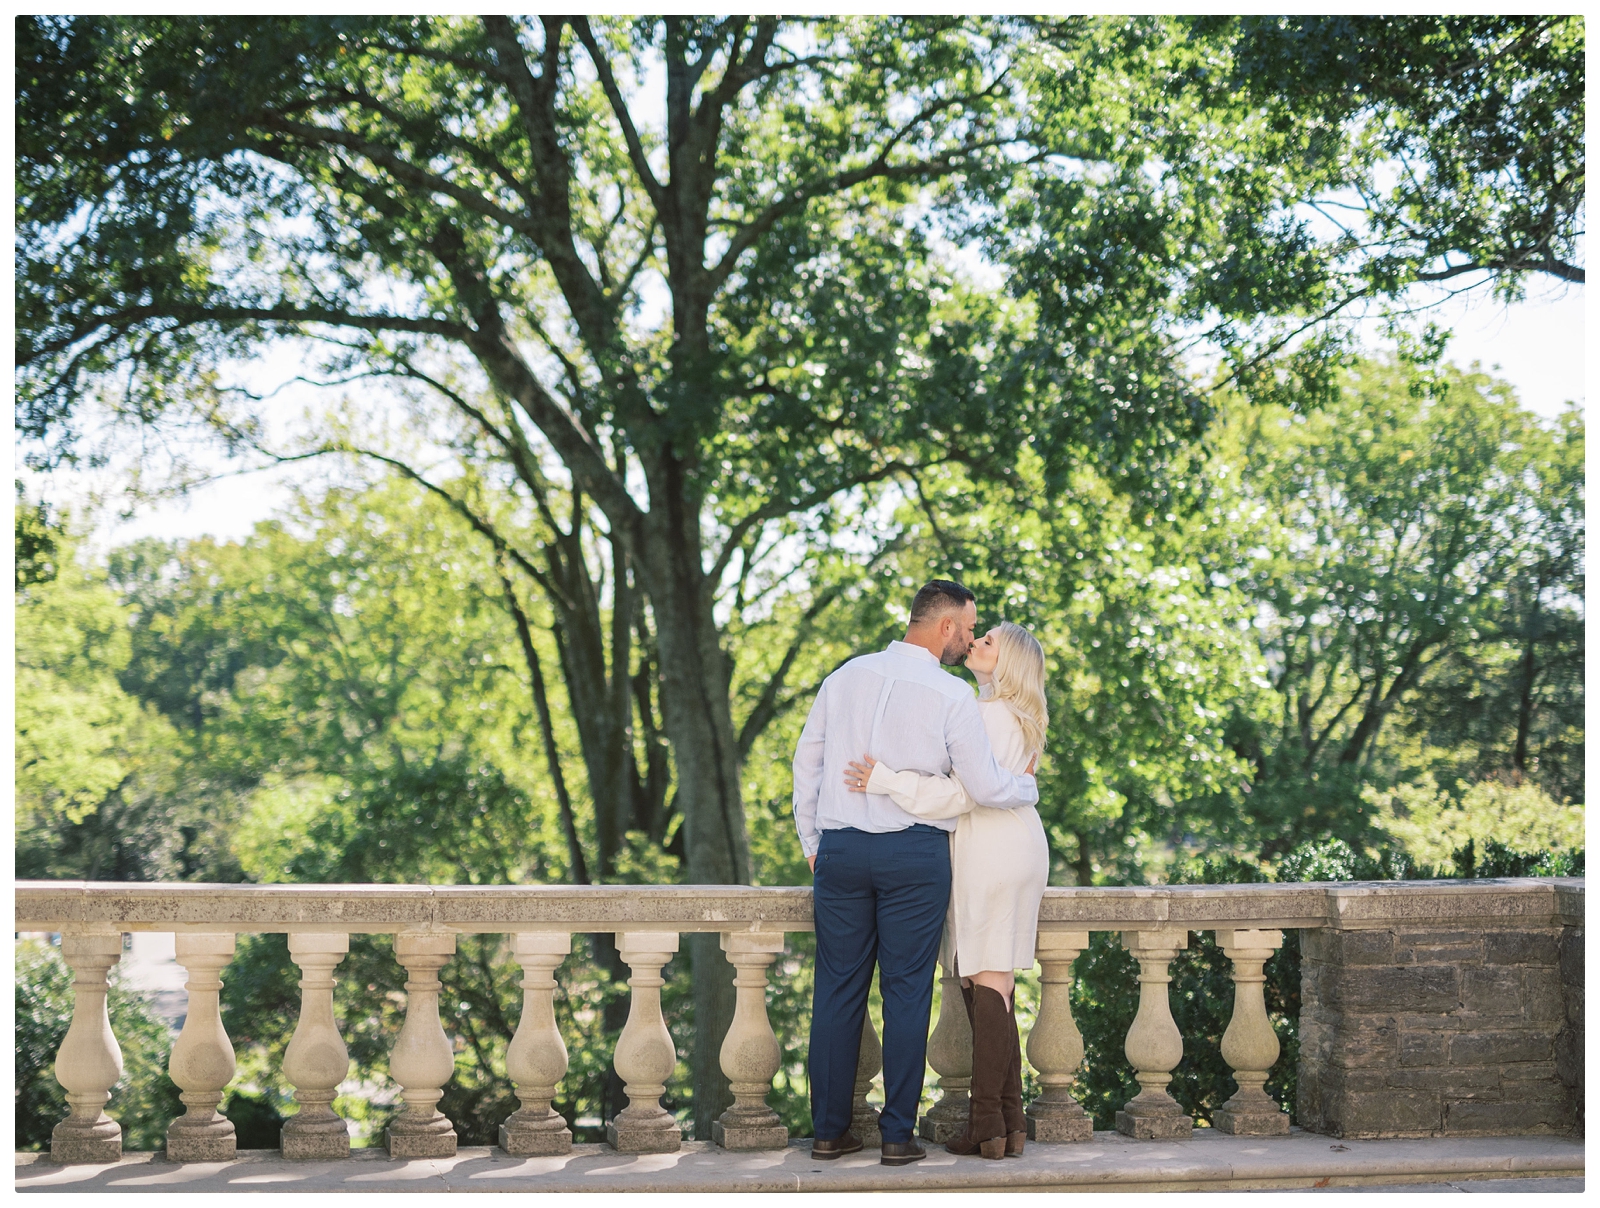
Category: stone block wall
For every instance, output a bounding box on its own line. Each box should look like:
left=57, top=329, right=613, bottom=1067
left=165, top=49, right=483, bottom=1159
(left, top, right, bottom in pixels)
left=1297, top=923, right=1579, bottom=1138
left=1555, top=923, right=1584, bottom=1132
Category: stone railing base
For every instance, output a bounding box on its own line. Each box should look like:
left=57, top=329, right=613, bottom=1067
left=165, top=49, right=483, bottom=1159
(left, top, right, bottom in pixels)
left=1213, top=1105, right=1291, bottom=1136
left=1298, top=915, right=1582, bottom=1138
left=1026, top=1106, right=1094, bottom=1143
left=281, top=1124, right=350, bottom=1162
left=46, top=1126, right=121, bottom=1167
left=1114, top=1107, right=1193, bottom=1140
left=711, top=1118, right=789, bottom=1151
left=498, top=1114, right=572, bottom=1157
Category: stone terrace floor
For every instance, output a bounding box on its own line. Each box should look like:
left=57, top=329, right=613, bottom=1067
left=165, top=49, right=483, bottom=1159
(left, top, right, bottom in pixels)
left=16, top=1130, right=1584, bottom=1194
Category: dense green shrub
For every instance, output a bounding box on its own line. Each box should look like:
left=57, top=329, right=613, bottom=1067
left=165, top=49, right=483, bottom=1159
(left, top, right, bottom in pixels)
left=1452, top=837, right=1584, bottom=878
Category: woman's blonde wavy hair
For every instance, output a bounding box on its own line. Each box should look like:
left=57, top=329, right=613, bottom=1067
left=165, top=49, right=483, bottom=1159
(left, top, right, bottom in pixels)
left=990, top=620, right=1048, bottom=760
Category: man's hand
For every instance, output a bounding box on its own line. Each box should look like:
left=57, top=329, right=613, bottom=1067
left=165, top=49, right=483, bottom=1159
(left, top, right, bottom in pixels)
left=1025, top=753, right=1038, bottom=775
left=808, top=854, right=817, bottom=873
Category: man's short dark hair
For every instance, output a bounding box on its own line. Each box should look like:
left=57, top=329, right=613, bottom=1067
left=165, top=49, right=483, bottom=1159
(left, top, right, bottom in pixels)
left=909, top=579, right=976, bottom=624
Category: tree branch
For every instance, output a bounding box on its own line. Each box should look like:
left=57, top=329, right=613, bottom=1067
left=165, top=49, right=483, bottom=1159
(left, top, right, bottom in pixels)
left=280, top=84, right=536, bottom=210
left=709, top=70, right=1012, bottom=287
left=571, top=18, right=665, bottom=209
left=428, top=220, right=644, bottom=538
left=496, top=560, right=592, bottom=884
left=31, top=302, right=470, bottom=364
left=250, top=116, right=537, bottom=237
left=478, top=16, right=621, bottom=356
left=1413, top=253, right=1584, bottom=285
left=709, top=138, right=1009, bottom=289
left=277, top=441, right=568, bottom=610
left=704, top=458, right=933, bottom=592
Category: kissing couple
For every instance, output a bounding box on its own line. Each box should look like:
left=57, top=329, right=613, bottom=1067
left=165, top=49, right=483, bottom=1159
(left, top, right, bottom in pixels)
left=792, top=578, right=1051, bottom=1166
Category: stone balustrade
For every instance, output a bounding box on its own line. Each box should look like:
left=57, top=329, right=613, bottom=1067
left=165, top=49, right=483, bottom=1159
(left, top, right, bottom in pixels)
left=15, top=878, right=1583, bottom=1165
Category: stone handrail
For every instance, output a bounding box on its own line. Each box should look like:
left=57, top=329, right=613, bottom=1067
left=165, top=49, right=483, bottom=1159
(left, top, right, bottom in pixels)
left=16, top=877, right=1577, bottom=932
left=16, top=878, right=1583, bottom=1164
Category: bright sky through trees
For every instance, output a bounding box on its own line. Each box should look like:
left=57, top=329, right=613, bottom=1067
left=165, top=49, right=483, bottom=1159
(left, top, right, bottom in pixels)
left=45, top=277, right=1583, bottom=557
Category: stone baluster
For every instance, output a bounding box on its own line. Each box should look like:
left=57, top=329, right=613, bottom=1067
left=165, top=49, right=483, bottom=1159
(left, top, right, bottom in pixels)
left=51, top=931, right=126, bottom=1164
left=918, top=965, right=973, bottom=1143
left=1025, top=930, right=1094, bottom=1142
left=281, top=933, right=353, bottom=1160
left=1116, top=929, right=1193, bottom=1139
left=1214, top=929, right=1290, bottom=1135
left=606, top=932, right=683, bottom=1154
left=501, top=931, right=573, bottom=1156
left=165, top=933, right=239, bottom=1161
left=712, top=931, right=789, bottom=1150
left=850, top=1011, right=884, bottom=1147
left=384, top=931, right=459, bottom=1158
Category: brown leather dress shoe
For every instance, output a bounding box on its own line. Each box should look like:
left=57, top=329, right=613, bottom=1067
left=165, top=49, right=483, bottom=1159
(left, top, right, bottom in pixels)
left=880, top=1139, right=927, bottom=1166
left=810, top=1131, right=863, bottom=1160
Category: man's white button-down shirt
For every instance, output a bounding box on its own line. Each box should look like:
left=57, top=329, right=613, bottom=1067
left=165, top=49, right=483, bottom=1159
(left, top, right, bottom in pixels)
left=792, top=640, right=1039, bottom=859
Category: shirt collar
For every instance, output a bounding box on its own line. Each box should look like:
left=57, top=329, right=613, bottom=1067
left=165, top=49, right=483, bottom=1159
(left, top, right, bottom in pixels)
left=887, top=639, right=940, bottom=665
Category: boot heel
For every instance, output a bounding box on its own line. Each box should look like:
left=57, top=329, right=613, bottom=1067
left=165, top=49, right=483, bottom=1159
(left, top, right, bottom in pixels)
left=1006, top=1130, right=1025, bottom=1157
left=979, top=1137, right=1006, bottom=1160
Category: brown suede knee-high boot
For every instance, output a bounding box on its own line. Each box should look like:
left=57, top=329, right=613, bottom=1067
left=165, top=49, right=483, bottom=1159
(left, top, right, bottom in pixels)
left=946, top=986, right=1009, bottom=1159
left=1001, top=994, right=1026, bottom=1156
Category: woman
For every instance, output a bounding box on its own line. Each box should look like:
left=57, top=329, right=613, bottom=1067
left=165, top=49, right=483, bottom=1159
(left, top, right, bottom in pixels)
left=843, top=620, right=1050, bottom=1160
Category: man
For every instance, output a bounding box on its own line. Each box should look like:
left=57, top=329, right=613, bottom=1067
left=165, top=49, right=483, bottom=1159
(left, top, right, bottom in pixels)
left=792, top=579, right=1040, bottom=1166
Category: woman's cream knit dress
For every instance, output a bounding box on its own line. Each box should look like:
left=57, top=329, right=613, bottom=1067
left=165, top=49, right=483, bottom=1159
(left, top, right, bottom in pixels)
left=865, top=684, right=1051, bottom=975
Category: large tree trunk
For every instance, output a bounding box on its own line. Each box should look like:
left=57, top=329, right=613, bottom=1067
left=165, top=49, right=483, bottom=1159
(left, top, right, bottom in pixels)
left=500, top=509, right=674, bottom=1132
left=547, top=526, right=640, bottom=880
left=634, top=461, right=751, bottom=1140
left=1511, top=589, right=1542, bottom=778
left=1072, top=831, right=1094, bottom=887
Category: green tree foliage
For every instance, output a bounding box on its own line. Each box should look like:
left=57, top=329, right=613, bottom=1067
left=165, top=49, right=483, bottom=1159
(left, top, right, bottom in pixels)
left=1367, top=776, right=1585, bottom=871
left=1205, top=16, right=1585, bottom=293
left=1192, top=360, right=1583, bottom=858
left=1020, top=15, right=1584, bottom=410
left=109, top=480, right=575, bottom=888
left=1450, top=838, right=1584, bottom=880
left=14, top=482, right=59, bottom=589
left=13, top=505, right=202, bottom=882
left=1397, top=405, right=1584, bottom=804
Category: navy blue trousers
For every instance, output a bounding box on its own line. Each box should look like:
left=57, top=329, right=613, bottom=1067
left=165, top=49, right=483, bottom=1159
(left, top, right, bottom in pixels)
left=809, top=825, right=952, bottom=1144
